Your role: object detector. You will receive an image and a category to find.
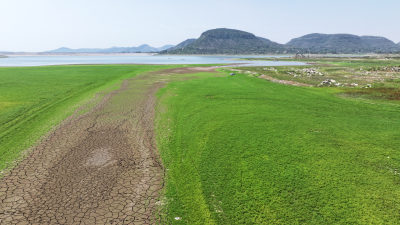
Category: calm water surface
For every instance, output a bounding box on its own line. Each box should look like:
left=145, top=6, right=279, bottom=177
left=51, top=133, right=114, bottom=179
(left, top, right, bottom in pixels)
left=0, top=55, right=305, bottom=67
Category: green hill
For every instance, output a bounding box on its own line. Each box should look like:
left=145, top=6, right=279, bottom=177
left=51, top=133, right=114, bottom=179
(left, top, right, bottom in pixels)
left=162, top=29, right=400, bottom=55
left=161, top=28, right=287, bottom=54
left=287, top=33, right=400, bottom=54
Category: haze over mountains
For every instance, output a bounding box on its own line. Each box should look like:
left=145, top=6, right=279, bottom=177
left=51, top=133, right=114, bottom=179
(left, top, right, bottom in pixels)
left=162, top=28, right=400, bottom=54
left=3, top=28, right=399, bottom=55
left=47, top=44, right=174, bottom=53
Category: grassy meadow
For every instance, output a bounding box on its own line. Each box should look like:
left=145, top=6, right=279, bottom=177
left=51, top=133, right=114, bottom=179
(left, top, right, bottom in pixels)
left=156, top=69, right=400, bottom=224
left=0, top=64, right=175, bottom=171
left=1, top=59, right=400, bottom=224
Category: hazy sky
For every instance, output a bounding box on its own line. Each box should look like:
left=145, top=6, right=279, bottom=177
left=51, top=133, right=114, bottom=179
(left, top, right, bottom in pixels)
left=0, top=0, right=398, bottom=51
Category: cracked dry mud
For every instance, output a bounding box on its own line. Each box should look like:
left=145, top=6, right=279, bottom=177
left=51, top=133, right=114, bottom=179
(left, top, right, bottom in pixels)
left=0, top=67, right=216, bottom=225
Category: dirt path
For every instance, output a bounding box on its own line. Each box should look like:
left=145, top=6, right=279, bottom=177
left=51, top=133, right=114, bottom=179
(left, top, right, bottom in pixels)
left=230, top=68, right=312, bottom=87
left=258, top=74, right=313, bottom=87
left=0, top=66, right=216, bottom=225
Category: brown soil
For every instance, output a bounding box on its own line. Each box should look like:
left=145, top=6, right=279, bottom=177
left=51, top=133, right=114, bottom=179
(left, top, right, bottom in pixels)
left=152, top=66, right=217, bottom=75
left=258, top=74, right=313, bottom=87
left=0, top=66, right=216, bottom=225
left=344, top=87, right=400, bottom=101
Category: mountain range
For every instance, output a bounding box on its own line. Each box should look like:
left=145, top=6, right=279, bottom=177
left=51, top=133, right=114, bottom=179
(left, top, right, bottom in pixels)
left=4, top=28, right=399, bottom=55
left=47, top=44, right=174, bottom=53
left=162, top=28, right=400, bottom=54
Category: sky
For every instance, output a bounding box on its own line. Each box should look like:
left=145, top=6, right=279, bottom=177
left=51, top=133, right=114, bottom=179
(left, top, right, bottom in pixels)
left=0, top=0, right=399, bottom=52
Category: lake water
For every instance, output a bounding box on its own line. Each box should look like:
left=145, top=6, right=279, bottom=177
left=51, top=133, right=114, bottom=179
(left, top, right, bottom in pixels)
left=0, top=55, right=305, bottom=67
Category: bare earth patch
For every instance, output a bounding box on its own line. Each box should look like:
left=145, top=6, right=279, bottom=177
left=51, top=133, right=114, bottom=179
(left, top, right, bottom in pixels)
left=0, top=66, right=214, bottom=224
left=258, top=74, right=312, bottom=87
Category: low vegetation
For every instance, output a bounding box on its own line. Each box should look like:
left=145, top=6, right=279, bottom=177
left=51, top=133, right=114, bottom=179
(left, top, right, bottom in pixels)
left=239, top=56, right=400, bottom=102
left=156, top=67, right=400, bottom=224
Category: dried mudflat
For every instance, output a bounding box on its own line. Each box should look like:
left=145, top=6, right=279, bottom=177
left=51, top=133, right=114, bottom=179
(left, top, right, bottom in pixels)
left=0, top=66, right=215, bottom=224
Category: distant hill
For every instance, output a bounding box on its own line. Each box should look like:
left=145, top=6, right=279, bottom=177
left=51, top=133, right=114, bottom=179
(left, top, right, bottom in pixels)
left=162, top=29, right=400, bottom=55
left=157, top=45, right=175, bottom=51
left=286, top=33, right=400, bottom=54
left=47, top=44, right=174, bottom=53
left=164, top=39, right=196, bottom=52
left=161, top=28, right=286, bottom=54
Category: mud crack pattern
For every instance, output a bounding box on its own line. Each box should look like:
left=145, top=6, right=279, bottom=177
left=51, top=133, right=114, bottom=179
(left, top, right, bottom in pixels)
left=0, top=67, right=218, bottom=225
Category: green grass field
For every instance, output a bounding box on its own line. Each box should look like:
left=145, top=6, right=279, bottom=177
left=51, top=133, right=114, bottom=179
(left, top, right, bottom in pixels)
left=156, top=70, right=400, bottom=224
left=2, top=61, right=400, bottom=224
left=0, top=64, right=175, bottom=171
